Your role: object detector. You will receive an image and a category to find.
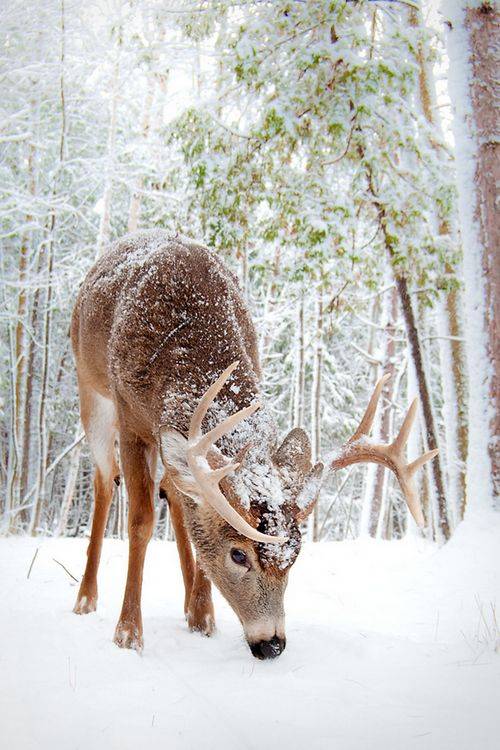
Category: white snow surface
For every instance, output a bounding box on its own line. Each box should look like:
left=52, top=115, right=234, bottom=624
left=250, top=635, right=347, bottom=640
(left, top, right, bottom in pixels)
left=1, top=513, right=499, bottom=750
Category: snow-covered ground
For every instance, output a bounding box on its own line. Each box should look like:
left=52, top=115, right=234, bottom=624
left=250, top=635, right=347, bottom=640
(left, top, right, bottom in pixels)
left=1, top=514, right=499, bottom=750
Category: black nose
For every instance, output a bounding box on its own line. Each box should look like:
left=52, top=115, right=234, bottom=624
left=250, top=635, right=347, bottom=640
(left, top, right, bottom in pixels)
left=249, top=635, right=286, bottom=660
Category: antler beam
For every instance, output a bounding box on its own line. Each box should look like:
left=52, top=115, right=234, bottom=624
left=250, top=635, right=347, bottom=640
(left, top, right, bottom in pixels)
left=186, top=361, right=287, bottom=545
left=328, top=374, right=438, bottom=528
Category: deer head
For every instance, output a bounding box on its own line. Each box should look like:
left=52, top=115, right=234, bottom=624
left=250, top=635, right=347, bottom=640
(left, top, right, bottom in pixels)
left=159, top=362, right=436, bottom=659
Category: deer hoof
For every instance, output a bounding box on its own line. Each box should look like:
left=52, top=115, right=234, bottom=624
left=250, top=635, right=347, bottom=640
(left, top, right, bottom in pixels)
left=73, top=593, right=97, bottom=615
left=187, top=610, right=216, bottom=637
left=113, top=622, right=144, bottom=652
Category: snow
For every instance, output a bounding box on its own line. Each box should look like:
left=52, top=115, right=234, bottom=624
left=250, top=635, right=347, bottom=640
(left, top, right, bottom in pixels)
left=1, top=514, right=498, bottom=750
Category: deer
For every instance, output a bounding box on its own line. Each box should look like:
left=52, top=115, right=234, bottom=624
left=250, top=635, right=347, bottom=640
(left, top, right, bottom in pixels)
left=71, top=229, right=437, bottom=659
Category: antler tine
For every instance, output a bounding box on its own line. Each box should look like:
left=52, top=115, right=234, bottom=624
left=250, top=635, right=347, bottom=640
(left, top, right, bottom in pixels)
left=188, top=360, right=240, bottom=441
left=408, top=448, right=439, bottom=476
left=197, top=402, right=261, bottom=453
left=398, top=474, right=425, bottom=528
left=350, top=372, right=391, bottom=443
left=391, top=398, right=418, bottom=452
left=209, top=462, right=241, bottom=483
left=328, top=375, right=439, bottom=529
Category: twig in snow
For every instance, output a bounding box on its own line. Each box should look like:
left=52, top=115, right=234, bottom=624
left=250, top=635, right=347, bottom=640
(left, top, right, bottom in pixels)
left=27, top=547, right=39, bottom=579
left=53, top=558, right=79, bottom=583
left=474, top=594, right=499, bottom=650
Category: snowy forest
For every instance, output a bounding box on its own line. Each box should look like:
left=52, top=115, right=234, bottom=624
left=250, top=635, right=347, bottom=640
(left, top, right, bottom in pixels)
left=1, top=0, right=497, bottom=541
left=0, top=1, right=498, bottom=748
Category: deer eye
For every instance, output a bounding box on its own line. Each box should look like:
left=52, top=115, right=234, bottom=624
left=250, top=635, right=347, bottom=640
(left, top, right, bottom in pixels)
left=230, top=548, right=248, bottom=566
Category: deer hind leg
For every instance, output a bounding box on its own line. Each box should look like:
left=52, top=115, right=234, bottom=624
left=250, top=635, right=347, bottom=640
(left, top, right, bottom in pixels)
left=114, top=431, right=155, bottom=652
left=161, top=474, right=215, bottom=636
left=74, top=389, right=118, bottom=615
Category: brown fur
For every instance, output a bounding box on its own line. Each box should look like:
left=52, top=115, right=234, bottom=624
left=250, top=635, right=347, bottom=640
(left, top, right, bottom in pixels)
left=71, top=230, right=317, bottom=655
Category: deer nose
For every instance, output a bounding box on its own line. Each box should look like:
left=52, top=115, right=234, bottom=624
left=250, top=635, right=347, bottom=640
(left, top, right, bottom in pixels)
left=249, top=635, right=286, bottom=660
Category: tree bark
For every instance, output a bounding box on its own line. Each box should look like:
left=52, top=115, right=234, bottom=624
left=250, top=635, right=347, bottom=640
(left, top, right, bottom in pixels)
left=96, top=35, right=121, bottom=257
left=127, top=74, right=155, bottom=233
left=445, top=290, right=468, bottom=517
left=310, top=288, right=323, bottom=541
left=6, top=128, right=37, bottom=525
left=56, top=429, right=82, bottom=536
left=292, top=294, right=306, bottom=428
left=464, top=5, right=499, bottom=499
left=370, top=287, right=398, bottom=537
left=395, top=275, right=449, bottom=539
left=358, top=295, right=381, bottom=536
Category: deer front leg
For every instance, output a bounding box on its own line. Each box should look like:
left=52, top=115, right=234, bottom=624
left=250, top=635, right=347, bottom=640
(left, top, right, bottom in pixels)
left=161, top=475, right=215, bottom=635
left=187, top=563, right=215, bottom=636
left=114, top=433, right=155, bottom=652
left=161, top=476, right=195, bottom=616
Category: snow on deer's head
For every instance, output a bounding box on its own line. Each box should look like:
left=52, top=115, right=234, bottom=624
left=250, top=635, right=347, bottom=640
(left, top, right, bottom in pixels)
left=159, top=362, right=323, bottom=659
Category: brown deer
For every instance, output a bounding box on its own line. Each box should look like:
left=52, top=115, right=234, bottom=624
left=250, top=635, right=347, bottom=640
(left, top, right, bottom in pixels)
left=71, top=230, right=437, bottom=659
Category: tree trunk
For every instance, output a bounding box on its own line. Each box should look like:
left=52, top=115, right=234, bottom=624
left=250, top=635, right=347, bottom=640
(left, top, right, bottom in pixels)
left=411, top=6, right=469, bottom=516
left=444, top=3, right=499, bottom=508
left=239, top=244, right=249, bottom=298
left=359, top=295, right=381, bottom=536
left=5, top=324, right=20, bottom=524
left=96, top=37, right=121, bottom=257
left=363, top=154, right=450, bottom=539
left=445, top=290, right=468, bottom=517
left=395, top=276, right=449, bottom=539
left=260, top=244, right=281, bottom=369
left=464, top=5, right=499, bottom=499
left=5, top=129, right=37, bottom=526
left=292, top=294, right=306, bottom=428
left=12, top=145, right=36, bottom=501
left=310, top=288, right=323, bottom=541
left=28, top=235, right=55, bottom=536
left=56, top=431, right=82, bottom=536
left=127, top=74, right=155, bottom=233
left=370, top=287, right=398, bottom=537
left=19, top=277, right=40, bottom=506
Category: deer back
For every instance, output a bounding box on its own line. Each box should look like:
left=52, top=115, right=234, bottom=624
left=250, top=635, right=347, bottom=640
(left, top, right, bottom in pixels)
left=71, top=230, right=261, bottom=440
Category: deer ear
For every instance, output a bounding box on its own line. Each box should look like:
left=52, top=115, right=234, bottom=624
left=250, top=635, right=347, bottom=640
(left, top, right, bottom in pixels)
left=273, top=429, right=322, bottom=518
left=272, top=428, right=312, bottom=475
left=158, top=427, right=201, bottom=500
left=293, top=462, right=324, bottom=522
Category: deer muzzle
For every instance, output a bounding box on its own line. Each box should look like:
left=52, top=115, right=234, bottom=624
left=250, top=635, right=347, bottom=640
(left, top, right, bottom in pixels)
left=249, top=635, right=286, bottom=660
left=244, top=617, right=286, bottom=659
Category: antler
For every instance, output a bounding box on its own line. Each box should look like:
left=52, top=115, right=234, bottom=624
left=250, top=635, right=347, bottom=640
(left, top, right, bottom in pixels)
left=329, top=374, right=438, bottom=528
left=186, top=361, right=287, bottom=545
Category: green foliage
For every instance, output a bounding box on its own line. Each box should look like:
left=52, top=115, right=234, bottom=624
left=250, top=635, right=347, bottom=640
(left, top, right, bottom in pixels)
left=170, top=0, right=460, bottom=302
